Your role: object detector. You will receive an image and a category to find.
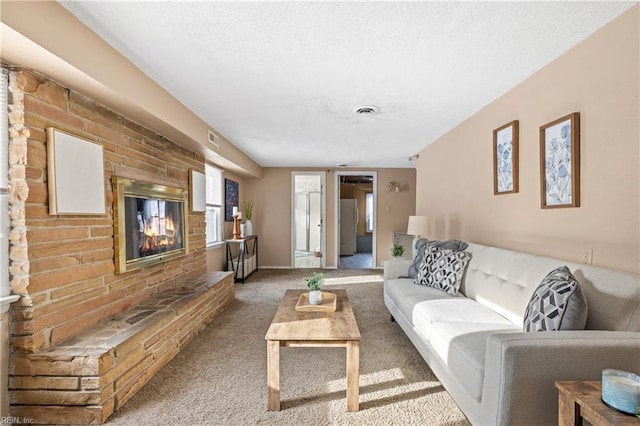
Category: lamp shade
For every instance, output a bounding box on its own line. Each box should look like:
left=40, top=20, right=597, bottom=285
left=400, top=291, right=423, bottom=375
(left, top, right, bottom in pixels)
left=407, top=216, right=429, bottom=237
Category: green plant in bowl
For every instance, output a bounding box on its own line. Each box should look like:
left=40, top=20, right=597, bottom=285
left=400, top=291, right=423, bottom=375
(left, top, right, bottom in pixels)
left=391, top=243, right=404, bottom=258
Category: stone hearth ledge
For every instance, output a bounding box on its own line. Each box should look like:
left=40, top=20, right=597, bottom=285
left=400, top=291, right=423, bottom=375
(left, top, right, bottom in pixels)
left=9, top=270, right=235, bottom=425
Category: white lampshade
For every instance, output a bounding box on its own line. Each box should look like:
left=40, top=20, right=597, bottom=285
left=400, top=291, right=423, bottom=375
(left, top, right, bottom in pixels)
left=407, top=216, right=429, bottom=238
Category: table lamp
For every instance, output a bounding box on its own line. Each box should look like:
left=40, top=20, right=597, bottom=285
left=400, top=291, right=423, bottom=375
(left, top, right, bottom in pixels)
left=407, top=215, right=429, bottom=254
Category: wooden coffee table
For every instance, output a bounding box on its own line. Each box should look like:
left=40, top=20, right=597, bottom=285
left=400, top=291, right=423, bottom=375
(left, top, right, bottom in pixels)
left=265, top=289, right=361, bottom=412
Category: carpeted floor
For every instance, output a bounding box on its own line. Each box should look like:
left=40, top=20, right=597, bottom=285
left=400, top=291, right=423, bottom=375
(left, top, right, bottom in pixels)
left=106, top=269, right=470, bottom=426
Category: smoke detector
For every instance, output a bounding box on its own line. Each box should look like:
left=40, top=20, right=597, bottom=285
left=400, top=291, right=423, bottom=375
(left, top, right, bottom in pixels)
left=353, top=105, right=379, bottom=116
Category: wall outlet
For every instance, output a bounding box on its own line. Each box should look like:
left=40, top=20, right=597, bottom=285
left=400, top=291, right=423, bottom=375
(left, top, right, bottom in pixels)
left=581, top=248, right=593, bottom=265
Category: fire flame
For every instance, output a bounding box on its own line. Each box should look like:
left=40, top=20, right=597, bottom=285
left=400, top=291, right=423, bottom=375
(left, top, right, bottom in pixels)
left=142, top=215, right=176, bottom=251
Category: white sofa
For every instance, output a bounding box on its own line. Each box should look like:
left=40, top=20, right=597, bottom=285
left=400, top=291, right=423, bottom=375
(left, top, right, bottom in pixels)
left=383, top=242, right=640, bottom=425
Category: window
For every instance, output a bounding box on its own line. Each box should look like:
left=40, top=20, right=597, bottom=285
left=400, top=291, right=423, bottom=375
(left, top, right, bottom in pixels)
left=365, top=192, right=374, bottom=233
left=205, top=164, right=223, bottom=246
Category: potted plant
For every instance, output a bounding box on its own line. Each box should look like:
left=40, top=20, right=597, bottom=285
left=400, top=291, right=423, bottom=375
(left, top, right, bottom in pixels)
left=391, top=243, right=404, bottom=259
left=304, top=272, right=324, bottom=305
left=243, top=201, right=253, bottom=236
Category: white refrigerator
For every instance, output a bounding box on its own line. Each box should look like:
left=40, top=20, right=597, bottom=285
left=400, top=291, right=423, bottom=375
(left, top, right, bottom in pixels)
left=340, top=199, right=357, bottom=256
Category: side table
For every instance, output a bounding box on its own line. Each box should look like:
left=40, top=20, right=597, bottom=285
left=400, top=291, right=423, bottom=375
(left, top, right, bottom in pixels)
left=555, top=381, right=639, bottom=425
left=225, top=235, right=258, bottom=283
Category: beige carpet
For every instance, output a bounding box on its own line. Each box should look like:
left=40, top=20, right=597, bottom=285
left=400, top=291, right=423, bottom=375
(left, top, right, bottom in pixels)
left=106, top=269, right=470, bottom=426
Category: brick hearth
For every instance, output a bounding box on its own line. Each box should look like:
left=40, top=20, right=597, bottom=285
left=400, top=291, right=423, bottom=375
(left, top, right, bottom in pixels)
left=10, top=271, right=233, bottom=424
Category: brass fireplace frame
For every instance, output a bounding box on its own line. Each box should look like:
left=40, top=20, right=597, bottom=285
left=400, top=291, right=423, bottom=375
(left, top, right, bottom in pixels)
left=113, top=177, right=189, bottom=274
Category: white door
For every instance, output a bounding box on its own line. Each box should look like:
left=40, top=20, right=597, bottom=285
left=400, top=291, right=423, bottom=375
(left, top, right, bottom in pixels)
left=291, top=172, right=325, bottom=268
left=294, top=192, right=307, bottom=251
left=308, top=192, right=321, bottom=253
left=295, top=191, right=322, bottom=253
left=340, top=199, right=357, bottom=256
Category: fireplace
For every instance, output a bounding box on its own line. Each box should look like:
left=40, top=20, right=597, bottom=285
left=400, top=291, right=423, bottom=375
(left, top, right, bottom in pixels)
left=113, top=177, right=189, bottom=274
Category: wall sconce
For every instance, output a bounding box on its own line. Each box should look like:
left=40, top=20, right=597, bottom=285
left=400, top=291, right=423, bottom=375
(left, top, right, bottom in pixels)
left=387, top=181, right=401, bottom=192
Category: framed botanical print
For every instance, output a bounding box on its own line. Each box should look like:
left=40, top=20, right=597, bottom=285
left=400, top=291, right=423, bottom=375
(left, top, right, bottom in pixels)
left=540, top=112, right=580, bottom=208
left=493, top=120, right=519, bottom=195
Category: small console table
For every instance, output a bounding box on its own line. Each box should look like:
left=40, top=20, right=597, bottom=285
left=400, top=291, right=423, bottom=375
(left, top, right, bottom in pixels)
left=225, top=235, right=258, bottom=283
left=555, top=381, right=639, bottom=426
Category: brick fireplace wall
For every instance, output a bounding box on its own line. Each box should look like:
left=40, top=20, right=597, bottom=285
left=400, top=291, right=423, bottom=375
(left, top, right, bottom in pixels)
left=7, top=68, right=208, bottom=355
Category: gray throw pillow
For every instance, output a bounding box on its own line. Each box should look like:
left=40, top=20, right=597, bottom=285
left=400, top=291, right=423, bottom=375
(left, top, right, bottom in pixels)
left=406, top=238, right=429, bottom=278
left=414, top=245, right=471, bottom=296
left=523, top=266, right=588, bottom=332
left=436, top=240, right=469, bottom=252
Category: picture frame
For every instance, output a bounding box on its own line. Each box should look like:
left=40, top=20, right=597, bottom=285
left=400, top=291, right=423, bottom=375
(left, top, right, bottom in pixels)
left=224, top=178, right=239, bottom=221
left=539, top=112, right=580, bottom=208
left=46, top=127, right=105, bottom=215
left=493, top=120, right=519, bottom=195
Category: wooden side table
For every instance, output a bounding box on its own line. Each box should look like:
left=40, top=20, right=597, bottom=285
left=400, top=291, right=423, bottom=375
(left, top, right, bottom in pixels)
left=555, top=381, right=639, bottom=425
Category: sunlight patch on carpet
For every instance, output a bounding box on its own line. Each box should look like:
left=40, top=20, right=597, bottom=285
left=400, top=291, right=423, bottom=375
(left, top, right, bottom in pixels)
left=321, top=368, right=406, bottom=394
left=359, top=368, right=405, bottom=385
left=324, top=275, right=383, bottom=285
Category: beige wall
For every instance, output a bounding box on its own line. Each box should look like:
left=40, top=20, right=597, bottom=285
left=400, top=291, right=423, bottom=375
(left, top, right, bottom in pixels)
left=242, top=168, right=416, bottom=269
left=376, top=169, right=417, bottom=266
left=416, top=6, right=639, bottom=274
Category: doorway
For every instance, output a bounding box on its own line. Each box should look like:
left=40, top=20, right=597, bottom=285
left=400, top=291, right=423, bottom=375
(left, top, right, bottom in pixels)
left=335, top=171, right=377, bottom=269
left=292, top=172, right=325, bottom=268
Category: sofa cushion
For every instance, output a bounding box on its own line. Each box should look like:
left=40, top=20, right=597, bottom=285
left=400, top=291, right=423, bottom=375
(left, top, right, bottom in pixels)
left=523, top=265, right=588, bottom=332
left=384, top=278, right=459, bottom=325
left=414, top=246, right=471, bottom=295
left=412, top=298, right=515, bottom=340
left=427, top=321, right=521, bottom=401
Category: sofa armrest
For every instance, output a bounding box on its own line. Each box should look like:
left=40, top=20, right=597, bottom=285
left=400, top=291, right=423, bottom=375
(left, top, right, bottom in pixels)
left=383, top=259, right=412, bottom=281
left=481, top=330, right=640, bottom=426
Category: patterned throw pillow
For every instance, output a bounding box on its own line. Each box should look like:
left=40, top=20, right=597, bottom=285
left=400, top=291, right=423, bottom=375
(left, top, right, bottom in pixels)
left=406, top=239, right=469, bottom=278
left=523, top=266, right=588, bottom=332
left=414, top=245, right=471, bottom=295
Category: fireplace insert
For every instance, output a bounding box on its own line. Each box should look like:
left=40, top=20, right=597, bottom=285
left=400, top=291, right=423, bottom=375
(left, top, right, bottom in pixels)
left=113, top=177, right=189, bottom=274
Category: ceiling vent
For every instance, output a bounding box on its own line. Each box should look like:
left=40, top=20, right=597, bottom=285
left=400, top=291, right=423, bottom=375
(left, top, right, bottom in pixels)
left=207, top=130, right=219, bottom=148
left=354, top=105, right=380, bottom=116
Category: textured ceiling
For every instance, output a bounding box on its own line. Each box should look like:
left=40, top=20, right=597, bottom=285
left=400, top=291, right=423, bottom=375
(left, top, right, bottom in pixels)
left=59, top=1, right=634, bottom=168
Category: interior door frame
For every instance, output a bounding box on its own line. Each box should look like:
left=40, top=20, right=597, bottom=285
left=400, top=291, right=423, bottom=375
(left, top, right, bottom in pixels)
left=334, top=171, right=377, bottom=268
left=291, top=171, right=326, bottom=268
